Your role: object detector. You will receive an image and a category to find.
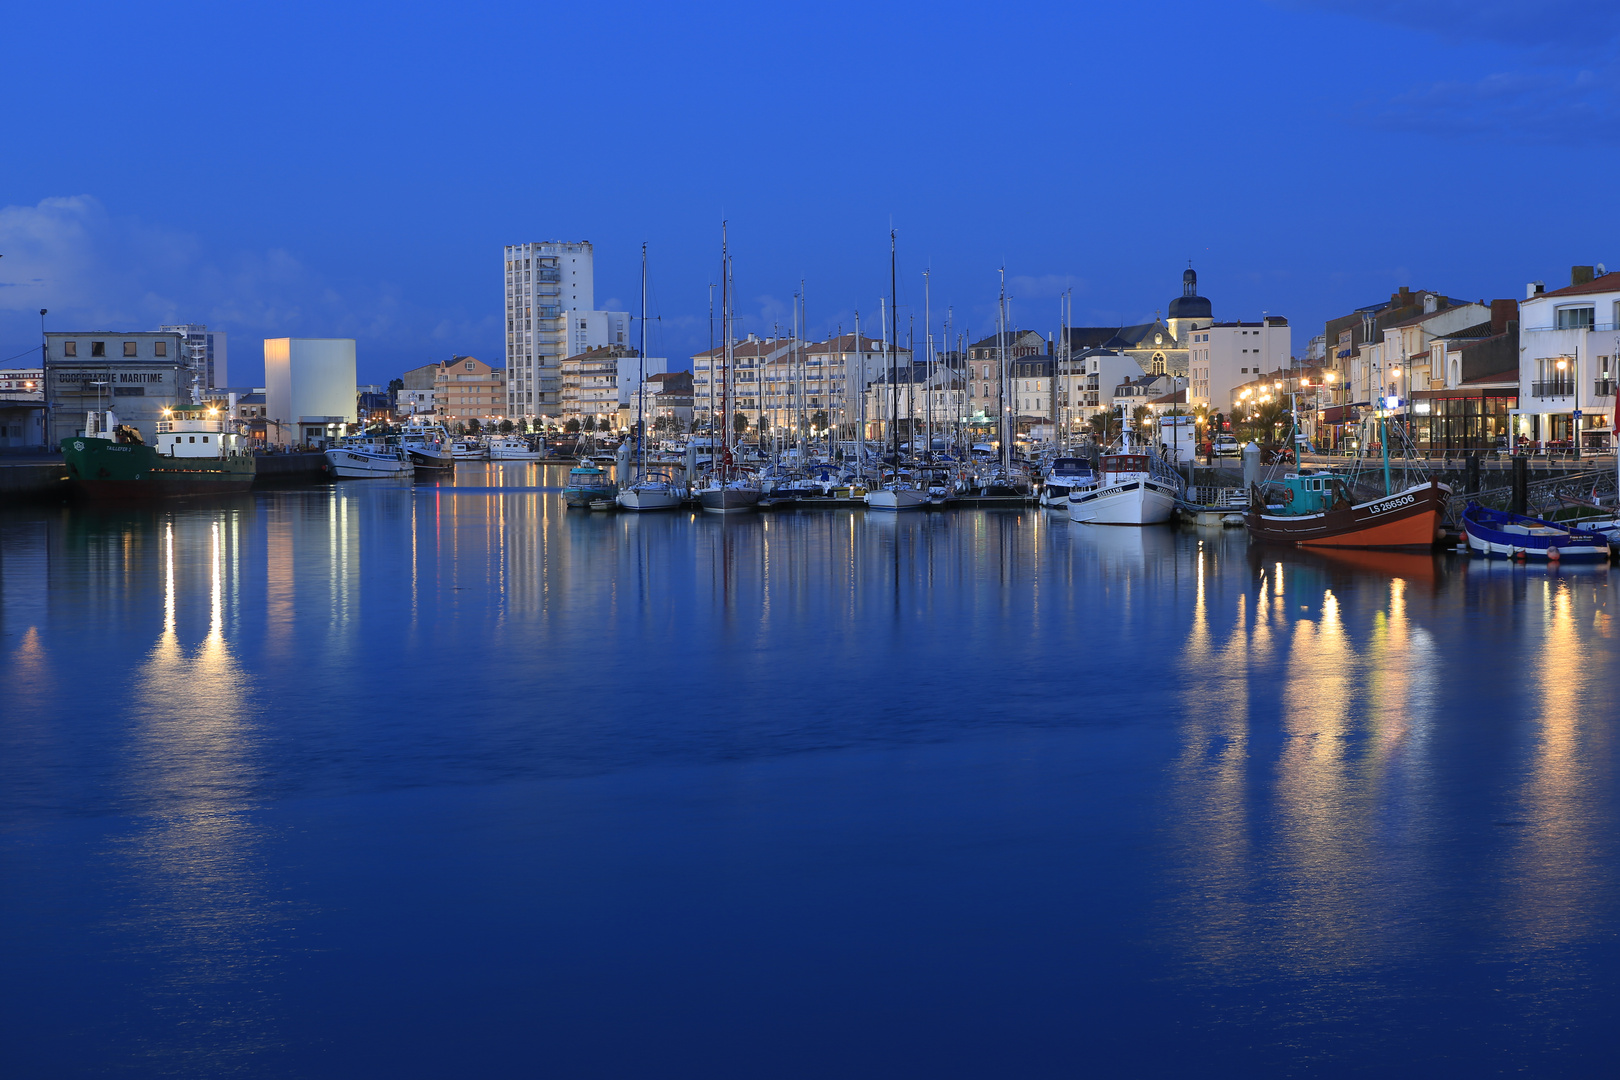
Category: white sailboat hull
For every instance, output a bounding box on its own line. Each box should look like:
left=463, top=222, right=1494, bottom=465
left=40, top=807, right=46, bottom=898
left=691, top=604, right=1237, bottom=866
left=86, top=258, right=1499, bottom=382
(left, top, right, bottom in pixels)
left=865, top=487, right=929, bottom=512
left=618, top=486, right=683, bottom=511
left=1068, top=479, right=1177, bottom=525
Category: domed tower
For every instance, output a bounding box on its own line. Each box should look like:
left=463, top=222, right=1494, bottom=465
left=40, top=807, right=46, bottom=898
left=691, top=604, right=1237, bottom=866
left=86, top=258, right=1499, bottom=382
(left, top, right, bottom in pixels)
left=1166, top=267, right=1213, bottom=344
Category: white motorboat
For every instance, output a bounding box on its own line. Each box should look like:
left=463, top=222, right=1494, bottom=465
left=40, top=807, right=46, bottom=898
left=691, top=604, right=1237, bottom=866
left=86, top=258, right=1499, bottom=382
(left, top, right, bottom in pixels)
left=488, top=435, right=542, bottom=461
left=1040, top=456, right=1095, bottom=507
left=325, top=438, right=414, bottom=479
left=451, top=439, right=486, bottom=461
left=1067, top=449, right=1180, bottom=525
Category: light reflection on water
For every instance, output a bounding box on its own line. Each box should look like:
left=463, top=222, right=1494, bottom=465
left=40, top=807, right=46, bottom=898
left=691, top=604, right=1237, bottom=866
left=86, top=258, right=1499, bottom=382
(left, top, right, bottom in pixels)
left=2, top=473, right=1619, bottom=1074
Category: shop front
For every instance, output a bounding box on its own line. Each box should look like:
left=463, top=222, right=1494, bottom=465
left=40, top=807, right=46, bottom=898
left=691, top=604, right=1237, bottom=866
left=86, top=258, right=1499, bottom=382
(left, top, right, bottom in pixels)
left=1410, top=387, right=1517, bottom=452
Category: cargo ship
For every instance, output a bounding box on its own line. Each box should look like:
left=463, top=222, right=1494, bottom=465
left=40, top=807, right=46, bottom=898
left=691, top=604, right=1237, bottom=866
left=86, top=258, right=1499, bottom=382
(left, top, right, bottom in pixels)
left=61, top=408, right=256, bottom=498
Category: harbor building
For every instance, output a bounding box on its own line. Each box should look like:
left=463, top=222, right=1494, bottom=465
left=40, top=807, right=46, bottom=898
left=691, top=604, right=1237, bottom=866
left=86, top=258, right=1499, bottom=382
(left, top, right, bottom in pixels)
left=433, top=356, right=506, bottom=426
left=0, top=366, right=46, bottom=449
left=264, top=337, right=357, bottom=447
left=863, top=363, right=968, bottom=438
left=395, top=363, right=439, bottom=417
left=1516, top=266, right=1620, bottom=451
left=1186, top=317, right=1292, bottom=412
left=502, top=241, right=629, bottom=420
left=43, top=330, right=187, bottom=444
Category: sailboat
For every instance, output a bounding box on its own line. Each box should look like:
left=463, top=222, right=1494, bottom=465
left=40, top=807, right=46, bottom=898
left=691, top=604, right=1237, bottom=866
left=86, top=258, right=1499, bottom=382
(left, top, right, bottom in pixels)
left=697, top=223, right=762, bottom=514
left=867, top=233, right=929, bottom=512
left=619, top=244, right=683, bottom=511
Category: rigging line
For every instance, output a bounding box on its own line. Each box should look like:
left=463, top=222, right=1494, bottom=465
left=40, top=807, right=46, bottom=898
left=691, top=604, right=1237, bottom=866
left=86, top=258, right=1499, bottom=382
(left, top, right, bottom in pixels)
left=1, top=345, right=43, bottom=364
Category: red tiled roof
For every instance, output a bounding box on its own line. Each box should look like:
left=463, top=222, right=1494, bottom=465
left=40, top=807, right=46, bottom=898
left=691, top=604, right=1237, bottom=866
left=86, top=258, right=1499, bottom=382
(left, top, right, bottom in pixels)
left=1536, top=272, right=1620, bottom=299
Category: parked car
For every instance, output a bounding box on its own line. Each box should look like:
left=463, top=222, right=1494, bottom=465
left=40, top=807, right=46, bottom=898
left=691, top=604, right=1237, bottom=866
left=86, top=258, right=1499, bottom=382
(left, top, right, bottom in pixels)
left=1212, top=435, right=1240, bottom=457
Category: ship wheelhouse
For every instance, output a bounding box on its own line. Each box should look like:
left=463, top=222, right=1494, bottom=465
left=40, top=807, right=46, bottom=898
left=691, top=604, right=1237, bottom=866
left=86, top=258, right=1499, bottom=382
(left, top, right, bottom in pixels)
left=155, top=409, right=247, bottom=458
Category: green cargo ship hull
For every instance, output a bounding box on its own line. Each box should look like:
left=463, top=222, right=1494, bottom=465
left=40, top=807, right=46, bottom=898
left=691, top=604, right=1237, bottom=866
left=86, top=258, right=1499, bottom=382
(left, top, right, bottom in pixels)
left=61, top=437, right=256, bottom=499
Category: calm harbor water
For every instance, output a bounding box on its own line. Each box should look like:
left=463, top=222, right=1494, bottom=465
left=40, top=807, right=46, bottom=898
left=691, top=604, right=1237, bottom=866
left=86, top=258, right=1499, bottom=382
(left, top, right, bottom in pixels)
left=3, top=462, right=1619, bottom=1077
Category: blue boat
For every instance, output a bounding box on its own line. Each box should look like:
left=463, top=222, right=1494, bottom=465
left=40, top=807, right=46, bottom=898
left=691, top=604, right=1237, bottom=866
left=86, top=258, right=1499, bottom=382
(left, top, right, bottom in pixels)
left=1461, top=502, right=1610, bottom=561
left=562, top=461, right=616, bottom=509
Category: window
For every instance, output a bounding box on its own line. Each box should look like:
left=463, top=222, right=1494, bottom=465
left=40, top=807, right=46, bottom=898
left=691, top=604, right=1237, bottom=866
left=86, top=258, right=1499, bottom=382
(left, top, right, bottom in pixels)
left=153, top=341, right=167, bottom=356
left=91, top=341, right=106, bottom=357
left=63, top=341, right=77, bottom=357
left=123, top=342, right=137, bottom=357
left=1556, top=306, right=1595, bottom=330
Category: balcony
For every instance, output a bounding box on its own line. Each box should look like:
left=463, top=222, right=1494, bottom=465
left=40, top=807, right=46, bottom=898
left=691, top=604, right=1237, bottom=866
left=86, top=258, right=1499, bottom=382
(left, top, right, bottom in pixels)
left=1598, top=380, right=1617, bottom=397
left=537, top=269, right=561, bottom=283
left=1531, top=379, right=1575, bottom=398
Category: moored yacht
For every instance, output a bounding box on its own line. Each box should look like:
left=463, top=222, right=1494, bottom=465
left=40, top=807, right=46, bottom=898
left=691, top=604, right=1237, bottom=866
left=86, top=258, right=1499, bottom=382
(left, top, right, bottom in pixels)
left=1040, top=456, right=1095, bottom=507
left=488, top=434, right=542, bottom=461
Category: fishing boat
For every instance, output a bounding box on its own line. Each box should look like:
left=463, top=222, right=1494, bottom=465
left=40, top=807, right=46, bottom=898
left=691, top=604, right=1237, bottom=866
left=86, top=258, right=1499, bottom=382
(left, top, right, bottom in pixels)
left=399, top=421, right=456, bottom=471
left=1247, top=408, right=1446, bottom=549
left=326, top=436, right=414, bottom=478
left=1067, top=447, right=1181, bottom=525
left=451, top=439, right=486, bottom=461
left=61, top=407, right=255, bottom=498
left=1461, top=503, right=1609, bottom=561
left=563, top=461, right=616, bottom=508
left=488, top=434, right=542, bottom=461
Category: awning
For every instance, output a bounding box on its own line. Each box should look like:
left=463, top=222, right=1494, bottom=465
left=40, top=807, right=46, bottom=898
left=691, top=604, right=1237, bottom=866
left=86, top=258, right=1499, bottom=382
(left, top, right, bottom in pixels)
left=1336, top=349, right=1352, bottom=359
left=1318, top=405, right=1350, bottom=424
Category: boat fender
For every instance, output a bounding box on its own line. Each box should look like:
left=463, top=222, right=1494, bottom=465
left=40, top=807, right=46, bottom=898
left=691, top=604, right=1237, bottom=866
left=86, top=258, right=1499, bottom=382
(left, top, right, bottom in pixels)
left=1548, top=546, right=1561, bottom=562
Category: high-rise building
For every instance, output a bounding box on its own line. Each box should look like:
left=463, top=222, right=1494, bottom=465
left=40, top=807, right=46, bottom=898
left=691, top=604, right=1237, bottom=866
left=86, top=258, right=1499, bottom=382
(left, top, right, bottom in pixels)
left=503, top=241, right=629, bottom=419
left=159, top=324, right=227, bottom=394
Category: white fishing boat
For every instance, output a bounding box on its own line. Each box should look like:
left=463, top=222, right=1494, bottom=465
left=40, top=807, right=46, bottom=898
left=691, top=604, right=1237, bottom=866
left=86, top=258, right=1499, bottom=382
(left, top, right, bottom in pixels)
left=1067, top=447, right=1180, bottom=525
left=488, top=435, right=542, bottom=461
left=399, top=422, right=455, bottom=471
left=325, top=437, right=414, bottom=479
left=451, top=439, right=486, bottom=461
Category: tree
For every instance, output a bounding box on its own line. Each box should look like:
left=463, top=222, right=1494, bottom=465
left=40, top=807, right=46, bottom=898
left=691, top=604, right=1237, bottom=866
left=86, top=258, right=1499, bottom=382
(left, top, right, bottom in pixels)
left=1087, top=411, right=1118, bottom=443
left=810, top=409, right=829, bottom=432
left=733, top=411, right=749, bottom=435
left=387, top=377, right=404, bottom=393
left=564, top=418, right=581, bottom=434
left=453, top=421, right=466, bottom=435
left=653, top=415, right=677, bottom=435
left=582, top=415, right=596, bottom=432
left=466, top=417, right=481, bottom=435
left=515, top=418, right=529, bottom=434
left=498, top=419, right=514, bottom=435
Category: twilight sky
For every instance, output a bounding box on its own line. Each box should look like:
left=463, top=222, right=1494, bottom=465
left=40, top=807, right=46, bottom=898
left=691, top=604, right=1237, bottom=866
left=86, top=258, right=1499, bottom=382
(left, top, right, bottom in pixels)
left=2, top=0, right=1618, bottom=385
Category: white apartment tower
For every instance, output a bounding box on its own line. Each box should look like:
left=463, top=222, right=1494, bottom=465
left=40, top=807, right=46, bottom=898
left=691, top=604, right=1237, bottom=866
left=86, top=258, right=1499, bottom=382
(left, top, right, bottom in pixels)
left=503, top=241, right=630, bottom=419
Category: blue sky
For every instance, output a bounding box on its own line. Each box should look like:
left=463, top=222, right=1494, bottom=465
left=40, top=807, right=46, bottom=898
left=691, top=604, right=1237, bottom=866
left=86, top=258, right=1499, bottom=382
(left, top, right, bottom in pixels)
left=2, top=0, right=1617, bottom=384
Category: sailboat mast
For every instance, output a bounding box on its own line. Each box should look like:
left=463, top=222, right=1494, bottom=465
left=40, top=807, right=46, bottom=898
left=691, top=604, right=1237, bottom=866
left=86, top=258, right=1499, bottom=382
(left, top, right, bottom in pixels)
left=638, top=242, right=647, bottom=475
left=998, top=269, right=1009, bottom=474
left=721, top=222, right=732, bottom=478
left=924, top=268, right=931, bottom=461
left=889, top=230, right=899, bottom=463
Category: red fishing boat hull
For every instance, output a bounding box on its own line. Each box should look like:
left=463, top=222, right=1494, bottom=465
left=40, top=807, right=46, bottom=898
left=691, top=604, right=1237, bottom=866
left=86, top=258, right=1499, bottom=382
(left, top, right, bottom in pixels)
left=1247, top=480, right=1450, bottom=549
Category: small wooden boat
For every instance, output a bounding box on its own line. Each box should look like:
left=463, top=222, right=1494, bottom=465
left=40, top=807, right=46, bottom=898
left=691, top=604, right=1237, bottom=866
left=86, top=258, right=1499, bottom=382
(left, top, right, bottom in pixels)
left=1461, top=502, right=1610, bottom=561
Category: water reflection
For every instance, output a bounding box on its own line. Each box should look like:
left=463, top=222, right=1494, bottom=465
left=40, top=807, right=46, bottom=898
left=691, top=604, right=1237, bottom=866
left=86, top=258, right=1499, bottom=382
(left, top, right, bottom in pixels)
left=110, top=511, right=281, bottom=1073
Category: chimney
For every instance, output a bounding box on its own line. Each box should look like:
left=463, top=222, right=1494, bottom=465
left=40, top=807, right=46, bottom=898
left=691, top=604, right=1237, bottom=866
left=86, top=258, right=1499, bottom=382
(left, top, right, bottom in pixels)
left=1490, top=299, right=1517, bottom=336
left=1527, top=281, right=1545, bottom=299
left=1422, top=292, right=1438, bottom=314
left=1572, top=265, right=1596, bottom=287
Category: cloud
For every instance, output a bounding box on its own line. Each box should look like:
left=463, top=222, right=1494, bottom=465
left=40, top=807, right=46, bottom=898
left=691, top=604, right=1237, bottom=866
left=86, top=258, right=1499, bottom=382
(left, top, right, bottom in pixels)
left=1271, top=0, right=1620, bottom=145
left=0, top=196, right=487, bottom=378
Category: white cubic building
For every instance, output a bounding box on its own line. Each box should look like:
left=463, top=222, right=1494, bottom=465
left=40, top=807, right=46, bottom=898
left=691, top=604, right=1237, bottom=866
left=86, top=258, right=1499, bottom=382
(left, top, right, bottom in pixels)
left=1187, top=317, right=1292, bottom=412
left=264, top=337, right=357, bottom=447
left=503, top=240, right=630, bottom=420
